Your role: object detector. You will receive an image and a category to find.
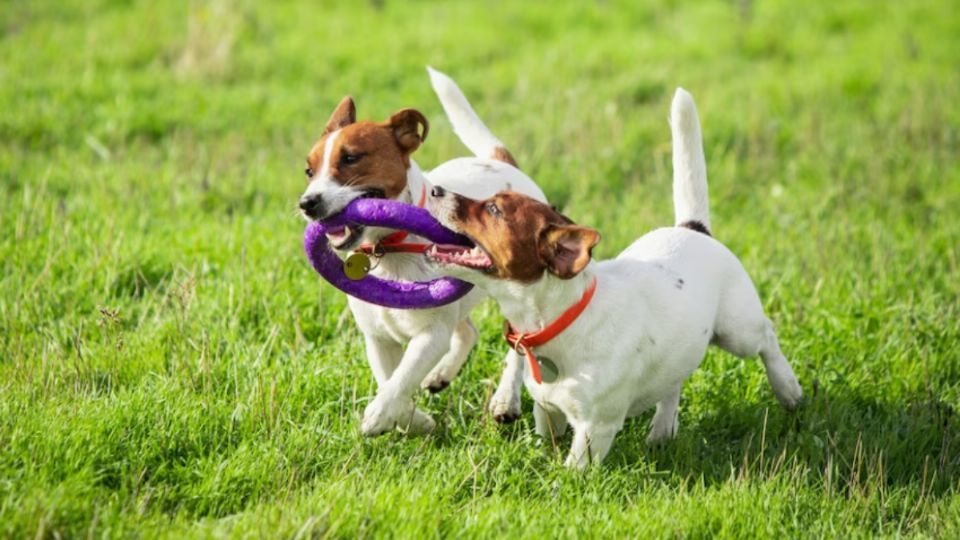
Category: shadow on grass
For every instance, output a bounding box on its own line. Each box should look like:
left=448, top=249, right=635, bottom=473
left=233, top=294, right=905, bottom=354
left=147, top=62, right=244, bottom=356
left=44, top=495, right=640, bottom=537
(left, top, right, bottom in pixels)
left=600, top=385, right=959, bottom=498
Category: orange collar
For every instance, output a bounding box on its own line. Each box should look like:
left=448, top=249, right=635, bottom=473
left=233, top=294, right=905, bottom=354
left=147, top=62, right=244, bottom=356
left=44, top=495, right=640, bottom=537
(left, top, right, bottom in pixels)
left=504, top=275, right=598, bottom=384
left=356, top=184, right=429, bottom=255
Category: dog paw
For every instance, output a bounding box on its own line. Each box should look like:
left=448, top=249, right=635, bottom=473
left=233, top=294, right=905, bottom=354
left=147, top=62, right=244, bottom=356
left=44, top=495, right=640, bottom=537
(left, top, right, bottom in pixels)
left=361, top=395, right=436, bottom=437
left=403, top=408, right=437, bottom=435
left=422, top=357, right=465, bottom=393
left=360, top=405, right=394, bottom=437
left=645, top=419, right=678, bottom=446
left=645, top=430, right=674, bottom=446
left=767, top=372, right=803, bottom=411
left=421, top=375, right=451, bottom=394
left=361, top=394, right=412, bottom=437
left=563, top=452, right=592, bottom=470
left=775, top=380, right=804, bottom=411
left=488, top=396, right=521, bottom=424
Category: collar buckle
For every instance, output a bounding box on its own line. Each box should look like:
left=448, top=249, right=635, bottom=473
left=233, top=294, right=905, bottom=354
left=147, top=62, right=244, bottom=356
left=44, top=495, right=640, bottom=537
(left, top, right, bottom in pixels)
left=502, top=276, right=598, bottom=385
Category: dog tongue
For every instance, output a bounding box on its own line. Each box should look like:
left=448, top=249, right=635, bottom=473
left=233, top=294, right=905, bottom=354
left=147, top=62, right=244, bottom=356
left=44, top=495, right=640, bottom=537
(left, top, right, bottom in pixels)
left=325, top=225, right=350, bottom=242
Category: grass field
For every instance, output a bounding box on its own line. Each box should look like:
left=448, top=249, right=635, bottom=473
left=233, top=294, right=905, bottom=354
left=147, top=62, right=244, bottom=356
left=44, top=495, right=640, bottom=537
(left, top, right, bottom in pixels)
left=2, top=0, right=959, bottom=537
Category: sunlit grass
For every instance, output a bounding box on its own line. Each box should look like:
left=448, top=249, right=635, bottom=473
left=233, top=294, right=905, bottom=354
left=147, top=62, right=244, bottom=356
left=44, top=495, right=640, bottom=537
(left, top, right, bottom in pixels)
left=1, top=0, right=958, bottom=537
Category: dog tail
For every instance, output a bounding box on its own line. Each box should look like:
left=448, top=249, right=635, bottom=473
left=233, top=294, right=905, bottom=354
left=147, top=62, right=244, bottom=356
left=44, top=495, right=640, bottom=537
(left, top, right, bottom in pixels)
left=671, top=87, right=711, bottom=235
left=427, top=66, right=519, bottom=167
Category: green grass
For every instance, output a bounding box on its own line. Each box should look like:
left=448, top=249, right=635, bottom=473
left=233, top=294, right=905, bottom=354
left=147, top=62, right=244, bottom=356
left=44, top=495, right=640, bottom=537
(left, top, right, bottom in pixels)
left=2, top=0, right=959, bottom=537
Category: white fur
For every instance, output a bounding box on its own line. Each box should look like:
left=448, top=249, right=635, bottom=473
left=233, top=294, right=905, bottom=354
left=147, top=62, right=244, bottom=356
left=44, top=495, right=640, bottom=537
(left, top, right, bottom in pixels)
left=319, top=128, right=341, bottom=178
left=427, top=67, right=546, bottom=421
left=428, top=88, right=802, bottom=466
left=671, top=88, right=711, bottom=229
left=302, top=71, right=545, bottom=436
left=427, top=66, right=508, bottom=160
left=351, top=161, right=544, bottom=436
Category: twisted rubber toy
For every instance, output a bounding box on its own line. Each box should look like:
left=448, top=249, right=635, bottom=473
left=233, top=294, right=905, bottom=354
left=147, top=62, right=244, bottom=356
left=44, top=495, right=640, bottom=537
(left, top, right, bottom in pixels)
left=303, top=198, right=475, bottom=309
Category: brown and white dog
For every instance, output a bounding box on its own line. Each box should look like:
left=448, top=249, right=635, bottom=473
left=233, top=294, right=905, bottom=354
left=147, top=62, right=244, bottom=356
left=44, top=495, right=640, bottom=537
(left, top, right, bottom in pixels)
left=300, top=68, right=545, bottom=436
left=425, top=89, right=803, bottom=466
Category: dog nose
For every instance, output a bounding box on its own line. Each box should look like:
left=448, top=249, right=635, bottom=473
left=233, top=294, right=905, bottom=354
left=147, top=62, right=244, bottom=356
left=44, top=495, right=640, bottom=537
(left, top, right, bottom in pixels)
left=299, top=194, right=326, bottom=219
left=431, top=186, right=446, bottom=198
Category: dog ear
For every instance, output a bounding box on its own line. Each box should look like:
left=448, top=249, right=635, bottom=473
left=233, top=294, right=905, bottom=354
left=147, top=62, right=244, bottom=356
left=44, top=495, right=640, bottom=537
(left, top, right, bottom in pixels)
left=539, top=225, right=600, bottom=279
left=324, top=96, right=356, bottom=134
left=388, top=108, right=429, bottom=154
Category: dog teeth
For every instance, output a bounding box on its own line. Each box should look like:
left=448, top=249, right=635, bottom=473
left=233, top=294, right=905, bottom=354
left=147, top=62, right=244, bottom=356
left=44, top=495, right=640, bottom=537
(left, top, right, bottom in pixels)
left=425, top=244, right=490, bottom=268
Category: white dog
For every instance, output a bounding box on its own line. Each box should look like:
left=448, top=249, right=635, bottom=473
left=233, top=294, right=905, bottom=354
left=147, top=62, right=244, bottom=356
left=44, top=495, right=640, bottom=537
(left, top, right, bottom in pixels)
left=424, top=88, right=803, bottom=466
left=299, top=68, right=544, bottom=436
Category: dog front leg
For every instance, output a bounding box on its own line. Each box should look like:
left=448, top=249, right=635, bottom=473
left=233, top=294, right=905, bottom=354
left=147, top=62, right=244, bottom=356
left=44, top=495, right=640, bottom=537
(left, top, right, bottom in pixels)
left=489, top=349, right=525, bottom=423
left=533, top=401, right=567, bottom=440
left=362, top=334, right=437, bottom=434
left=363, top=334, right=402, bottom=385
left=361, top=328, right=452, bottom=437
left=421, top=318, right=478, bottom=393
left=646, top=383, right=681, bottom=445
left=564, top=421, right=620, bottom=469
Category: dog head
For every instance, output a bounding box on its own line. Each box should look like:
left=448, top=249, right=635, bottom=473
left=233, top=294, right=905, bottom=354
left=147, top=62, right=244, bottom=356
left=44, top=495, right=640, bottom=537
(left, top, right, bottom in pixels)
left=425, top=188, right=600, bottom=290
left=299, top=96, right=429, bottom=250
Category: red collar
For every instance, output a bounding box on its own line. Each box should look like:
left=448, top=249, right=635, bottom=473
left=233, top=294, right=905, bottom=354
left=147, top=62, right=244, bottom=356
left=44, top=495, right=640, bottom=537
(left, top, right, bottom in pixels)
left=504, top=275, right=598, bottom=384
left=356, top=184, right=429, bottom=255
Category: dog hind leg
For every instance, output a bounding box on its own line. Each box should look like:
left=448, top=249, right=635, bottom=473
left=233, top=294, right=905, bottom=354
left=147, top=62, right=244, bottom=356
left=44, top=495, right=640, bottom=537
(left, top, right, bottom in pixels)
left=758, top=320, right=803, bottom=409
left=713, top=277, right=803, bottom=410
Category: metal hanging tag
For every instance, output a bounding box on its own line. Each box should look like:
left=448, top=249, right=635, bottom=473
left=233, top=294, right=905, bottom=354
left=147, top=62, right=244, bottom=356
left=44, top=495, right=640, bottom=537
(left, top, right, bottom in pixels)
left=344, top=253, right=372, bottom=280
left=537, top=356, right=559, bottom=383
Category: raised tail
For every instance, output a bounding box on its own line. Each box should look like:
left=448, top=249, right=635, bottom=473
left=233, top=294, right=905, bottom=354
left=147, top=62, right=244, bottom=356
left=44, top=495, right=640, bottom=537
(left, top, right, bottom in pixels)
left=427, top=66, right=519, bottom=167
left=670, top=88, right=711, bottom=234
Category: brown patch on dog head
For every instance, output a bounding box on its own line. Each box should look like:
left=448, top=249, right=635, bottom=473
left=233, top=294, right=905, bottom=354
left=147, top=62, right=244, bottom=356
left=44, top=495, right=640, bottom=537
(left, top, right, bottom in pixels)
left=304, top=104, right=431, bottom=199
left=491, top=146, right=518, bottom=168
left=450, top=192, right=600, bottom=282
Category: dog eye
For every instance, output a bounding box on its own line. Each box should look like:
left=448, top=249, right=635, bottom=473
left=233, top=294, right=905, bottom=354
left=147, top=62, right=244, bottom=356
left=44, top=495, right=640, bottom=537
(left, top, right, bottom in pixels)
left=305, top=166, right=314, bottom=179
left=485, top=201, right=502, bottom=218
left=340, top=152, right=363, bottom=165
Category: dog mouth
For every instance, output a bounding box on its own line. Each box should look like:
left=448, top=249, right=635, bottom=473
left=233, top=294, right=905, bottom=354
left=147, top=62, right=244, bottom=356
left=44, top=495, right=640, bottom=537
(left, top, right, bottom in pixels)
left=425, top=242, right=495, bottom=271
left=325, top=224, right=365, bottom=250
left=321, top=189, right=386, bottom=250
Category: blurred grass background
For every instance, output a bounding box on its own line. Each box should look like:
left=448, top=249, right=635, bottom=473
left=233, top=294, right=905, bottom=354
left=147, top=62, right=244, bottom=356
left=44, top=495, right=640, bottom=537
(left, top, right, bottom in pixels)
left=1, top=0, right=958, bottom=537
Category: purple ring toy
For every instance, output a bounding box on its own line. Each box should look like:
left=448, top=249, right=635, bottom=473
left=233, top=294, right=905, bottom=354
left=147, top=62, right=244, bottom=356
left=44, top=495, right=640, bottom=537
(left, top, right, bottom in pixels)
left=303, top=198, right=475, bottom=309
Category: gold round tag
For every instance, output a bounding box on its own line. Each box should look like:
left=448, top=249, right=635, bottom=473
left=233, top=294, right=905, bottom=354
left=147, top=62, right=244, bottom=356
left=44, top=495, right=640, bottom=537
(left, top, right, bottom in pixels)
left=344, top=253, right=372, bottom=280
left=537, top=356, right=559, bottom=383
